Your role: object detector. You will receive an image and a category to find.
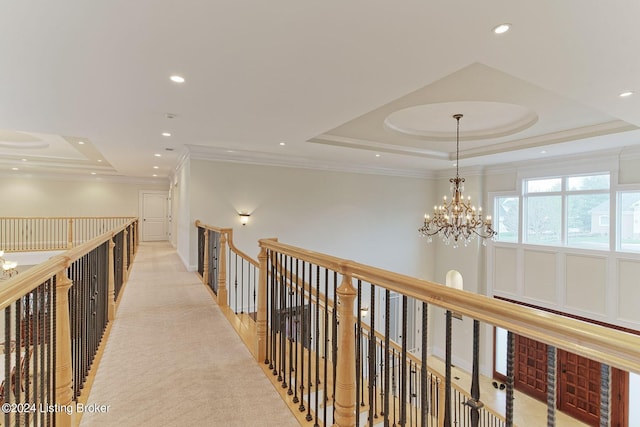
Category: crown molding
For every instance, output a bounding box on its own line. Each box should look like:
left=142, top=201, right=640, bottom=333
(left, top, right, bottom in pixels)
left=186, top=144, right=437, bottom=179
left=0, top=170, right=169, bottom=185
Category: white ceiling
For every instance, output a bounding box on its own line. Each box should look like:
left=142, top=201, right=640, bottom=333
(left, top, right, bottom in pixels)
left=1, top=1, right=640, bottom=181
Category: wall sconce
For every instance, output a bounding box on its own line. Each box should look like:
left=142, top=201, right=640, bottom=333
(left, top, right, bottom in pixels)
left=239, top=213, right=251, bottom=226
left=360, top=306, right=369, bottom=318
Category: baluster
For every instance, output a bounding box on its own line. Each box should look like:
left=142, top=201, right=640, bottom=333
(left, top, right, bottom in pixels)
left=287, top=256, right=294, bottom=396
left=544, top=345, right=556, bottom=426
left=356, top=280, right=362, bottom=427
left=600, top=364, right=610, bottom=427
left=4, top=303, right=10, bottom=426
left=15, top=296, right=22, bottom=425
left=421, top=302, right=428, bottom=427
left=323, top=268, right=329, bottom=425
left=293, top=258, right=300, bottom=404
left=278, top=253, right=285, bottom=384
left=306, top=262, right=313, bottom=422
left=384, top=289, right=391, bottom=426
left=332, top=271, right=338, bottom=425
left=369, top=284, right=376, bottom=424
left=393, top=348, right=397, bottom=427
left=299, top=261, right=306, bottom=413
left=314, top=265, right=321, bottom=427
left=466, top=319, right=483, bottom=427
left=234, top=253, right=239, bottom=314
left=505, top=332, right=515, bottom=427
left=401, top=295, right=408, bottom=426
left=444, top=310, right=452, bottom=427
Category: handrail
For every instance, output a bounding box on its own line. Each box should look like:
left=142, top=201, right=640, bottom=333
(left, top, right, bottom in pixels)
left=259, top=238, right=640, bottom=375
left=196, top=220, right=259, bottom=267
left=269, top=253, right=508, bottom=424
left=0, top=220, right=135, bottom=311
left=1, top=216, right=137, bottom=252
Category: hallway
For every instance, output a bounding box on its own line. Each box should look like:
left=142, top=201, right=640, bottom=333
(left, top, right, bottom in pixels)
left=79, top=241, right=299, bottom=427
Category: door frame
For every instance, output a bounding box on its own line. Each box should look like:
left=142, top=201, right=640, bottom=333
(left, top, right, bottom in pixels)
left=138, top=190, right=169, bottom=241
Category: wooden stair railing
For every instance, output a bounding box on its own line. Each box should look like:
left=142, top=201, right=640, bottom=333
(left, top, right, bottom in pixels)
left=0, top=218, right=138, bottom=427
left=195, top=221, right=640, bottom=427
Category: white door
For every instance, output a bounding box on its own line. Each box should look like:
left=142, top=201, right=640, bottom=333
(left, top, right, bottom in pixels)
left=140, top=191, right=168, bottom=241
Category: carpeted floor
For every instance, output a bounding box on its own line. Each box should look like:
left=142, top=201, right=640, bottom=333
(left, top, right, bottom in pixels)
left=79, top=241, right=300, bottom=427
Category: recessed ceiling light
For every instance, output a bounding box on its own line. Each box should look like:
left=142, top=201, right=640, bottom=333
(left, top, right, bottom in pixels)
left=91, top=172, right=97, bottom=175
left=97, top=159, right=102, bottom=162
left=78, top=141, right=85, bottom=145
left=21, top=158, right=27, bottom=162
left=279, top=142, right=286, bottom=146
left=375, top=154, right=381, bottom=157
left=152, top=174, right=158, bottom=177
left=493, top=23, right=511, bottom=34
left=154, top=153, right=162, bottom=157
left=619, top=91, right=634, bottom=97
left=170, top=75, right=185, bottom=83
left=153, top=166, right=159, bottom=169
left=162, top=132, right=171, bottom=137
left=11, top=167, right=18, bottom=171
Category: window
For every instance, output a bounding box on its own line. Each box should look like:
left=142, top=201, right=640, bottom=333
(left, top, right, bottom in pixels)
left=522, top=173, right=610, bottom=249
left=494, top=196, right=519, bottom=243
left=618, top=191, right=640, bottom=252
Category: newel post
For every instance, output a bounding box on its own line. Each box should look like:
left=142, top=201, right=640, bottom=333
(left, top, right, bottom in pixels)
left=217, top=231, right=228, bottom=307
left=107, top=235, right=116, bottom=321
left=256, top=243, right=269, bottom=363
left=55, top=266, right=74, bottom=426
left=333, top=268, right=357, bottom=427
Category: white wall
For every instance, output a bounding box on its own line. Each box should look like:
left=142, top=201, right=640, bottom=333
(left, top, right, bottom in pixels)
left=483, top=153, right=640, bottom=388
left=0, top=175, right=167, bottom=217
left=174, top=159, right=191, bottom=269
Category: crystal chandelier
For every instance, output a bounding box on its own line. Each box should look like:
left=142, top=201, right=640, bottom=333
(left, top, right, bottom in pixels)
left=418, top=114, right=496, bottom=247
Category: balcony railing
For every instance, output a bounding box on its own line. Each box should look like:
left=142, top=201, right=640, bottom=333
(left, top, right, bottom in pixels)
left=0, top=218, right=138, bottom=426
left=1, top=217, right=137, bottom=252
left=195, top=220, right=640, bottom=427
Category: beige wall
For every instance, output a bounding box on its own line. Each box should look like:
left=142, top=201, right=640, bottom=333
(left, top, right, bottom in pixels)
left=185, top=159, right=436, bottom=281
left=0, top=175, right=167, bottom=217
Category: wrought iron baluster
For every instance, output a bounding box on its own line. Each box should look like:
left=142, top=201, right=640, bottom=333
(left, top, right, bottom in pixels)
left=299, top=260, right=306, bottom=413
left=384, top=289, right=390, bottom=427
left=444, top=310, right=452, bottom=427
left=314, top=265, right=321, bottom=427
left=421, top=302, right=428, bottom=427
left=600, top=363, right=610, bottom=427
left=356, top=280, right=362, bottom=427
left=546, top=345, right=557, bottom=427
left=401, top=295, right=408, bottom=426
left=505, top=331, right=515, bottom=427
left=306, top=262, right=313, bottom=422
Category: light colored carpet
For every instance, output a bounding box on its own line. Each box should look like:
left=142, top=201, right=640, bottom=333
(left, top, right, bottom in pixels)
left=79, top=242, right=300, bottom=427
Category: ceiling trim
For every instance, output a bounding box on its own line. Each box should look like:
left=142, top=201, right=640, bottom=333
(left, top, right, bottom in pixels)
left=186, top=144, right=437, bottom=179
